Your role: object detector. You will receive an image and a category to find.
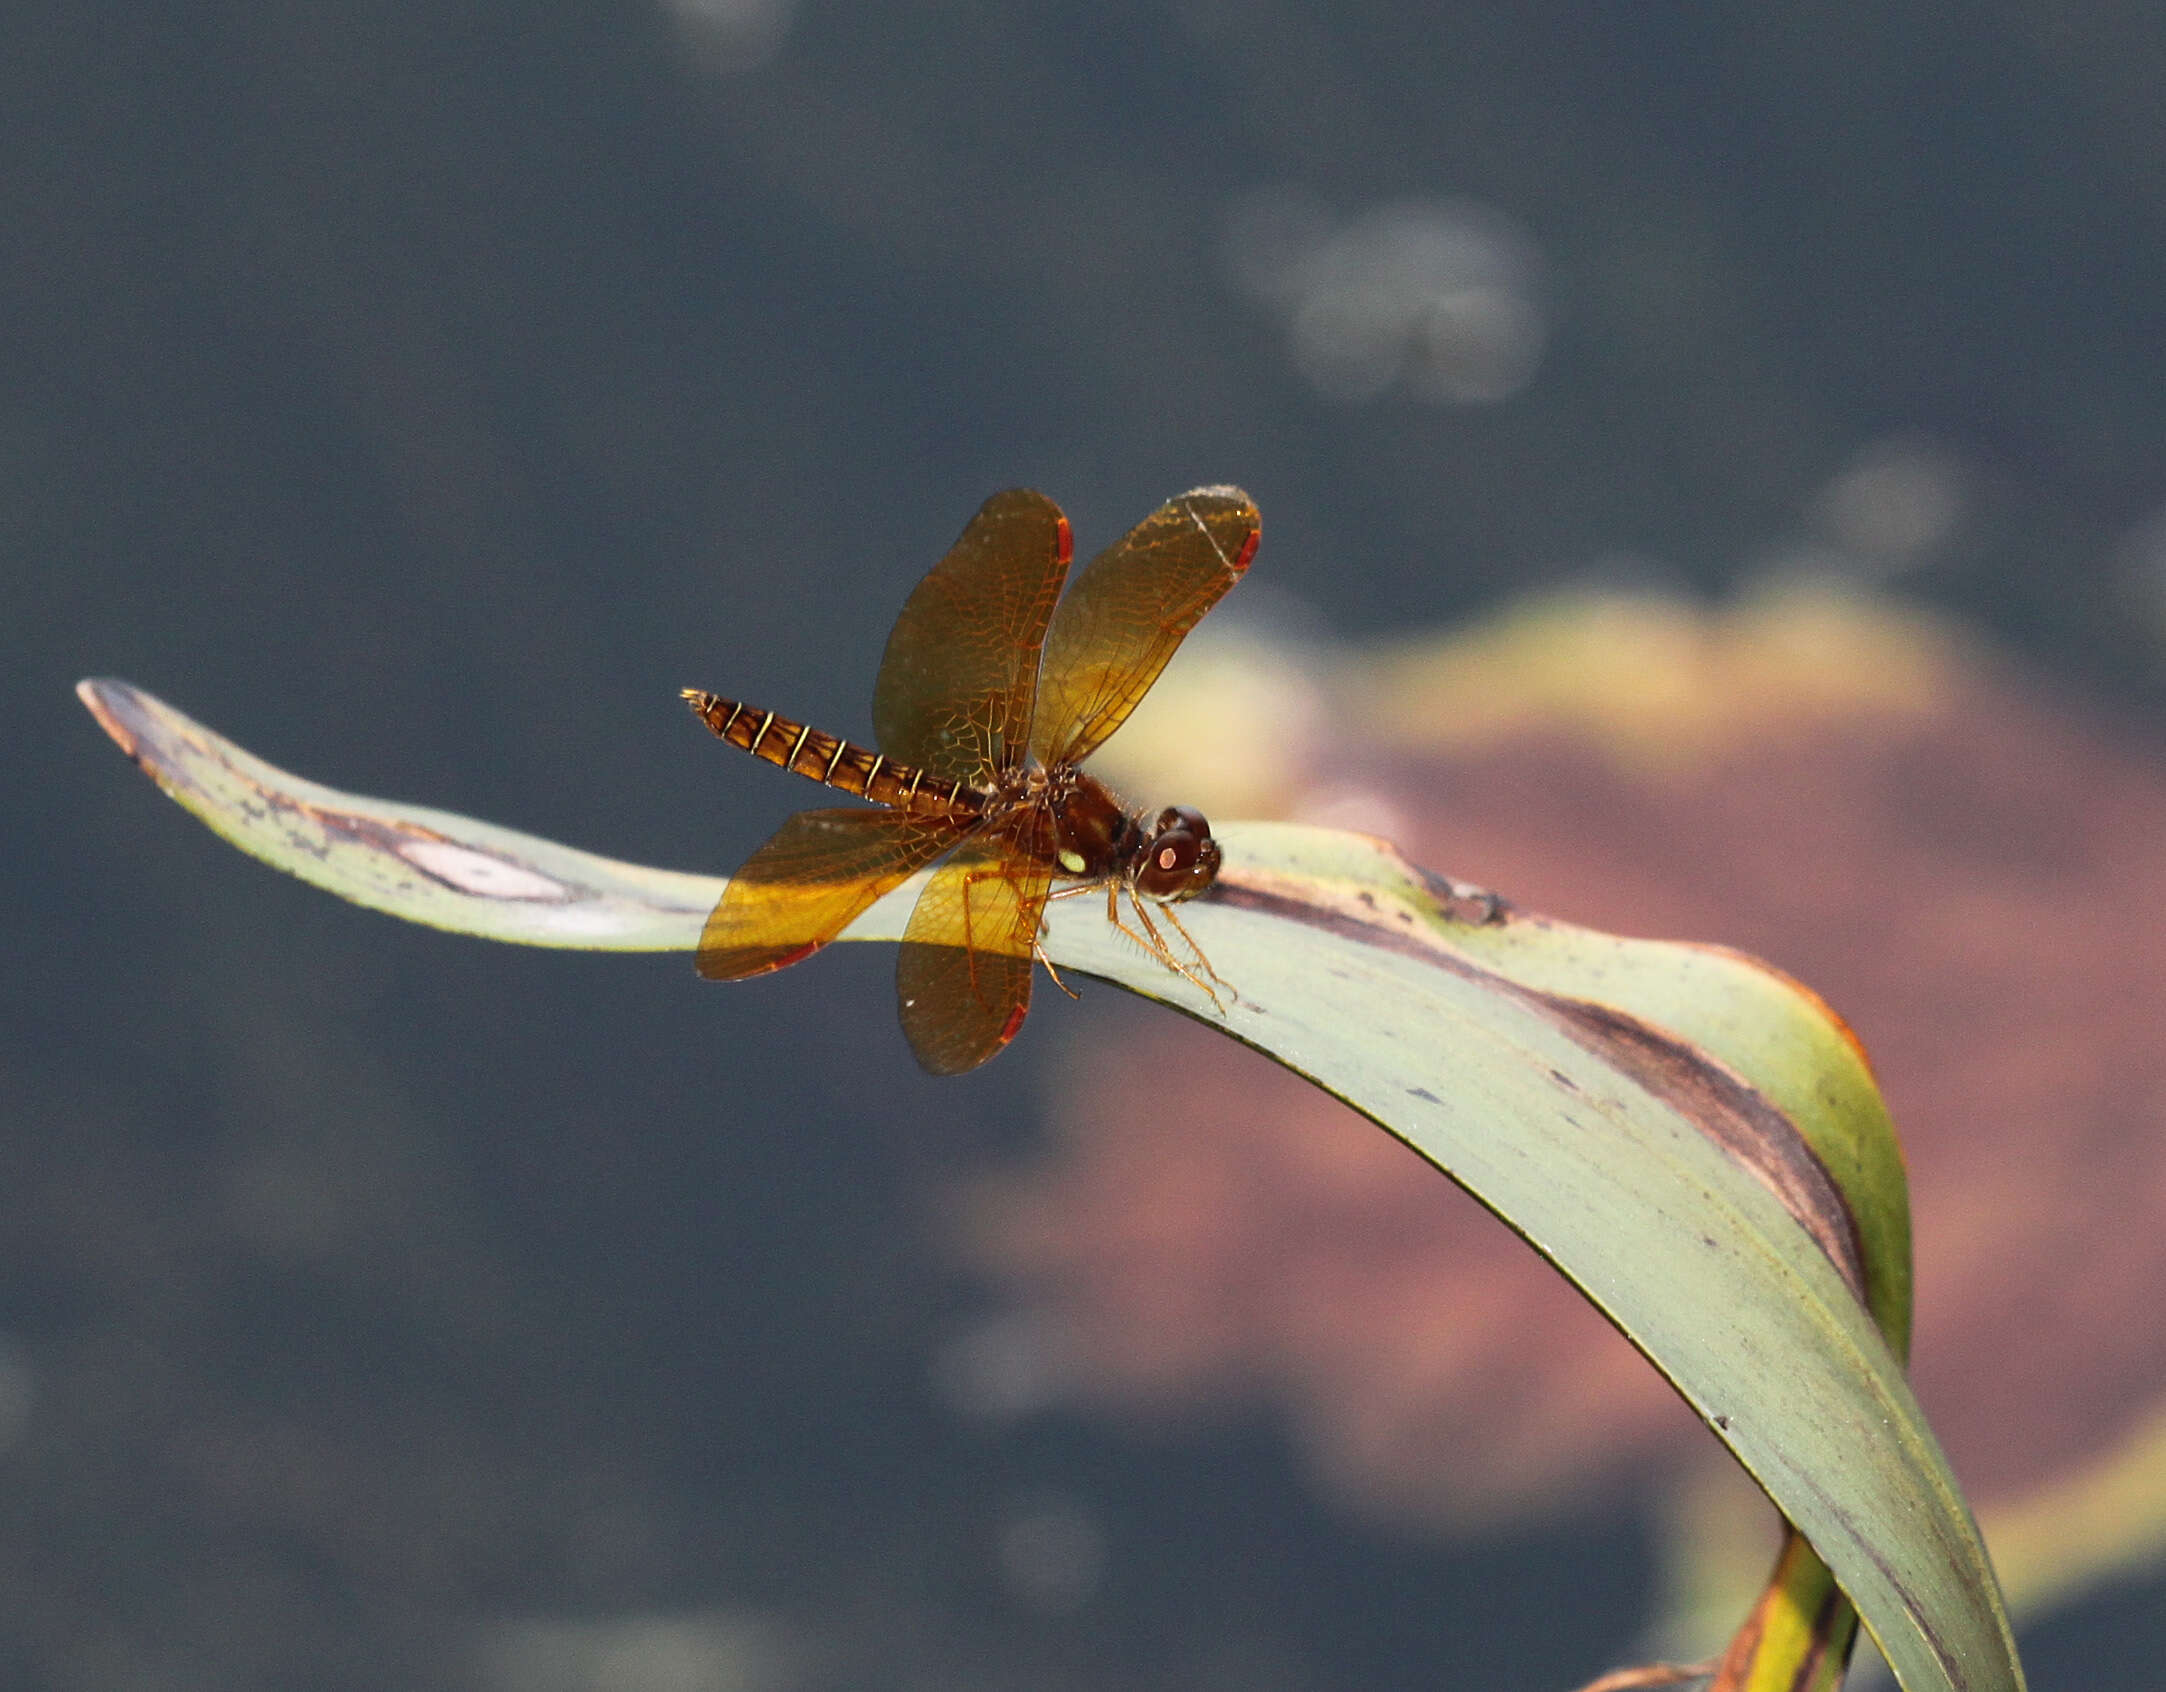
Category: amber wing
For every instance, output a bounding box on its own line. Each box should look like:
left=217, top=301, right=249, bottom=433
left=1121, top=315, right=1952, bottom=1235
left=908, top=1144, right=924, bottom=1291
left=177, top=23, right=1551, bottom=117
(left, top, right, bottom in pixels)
left=894, top=810, right=1056, bottom=1074
left=697, top=808, right=963, bottom=980
left=871, top=488, right=1074, bottom=782
left=1027, top=486, right=1259, bottom=767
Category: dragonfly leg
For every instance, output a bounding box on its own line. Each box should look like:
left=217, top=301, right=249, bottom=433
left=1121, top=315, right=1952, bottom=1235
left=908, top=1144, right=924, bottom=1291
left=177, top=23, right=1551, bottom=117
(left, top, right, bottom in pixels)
left=1033, top=881, right=1093, bottom=994
left=1151, top=896, right=1234, bottom=1001
left=1104, top=881, right=1229, bottom=1015
left=954, top=863, right=1074, bottom=1004
left=1034, top=942, right=1083, bottom=999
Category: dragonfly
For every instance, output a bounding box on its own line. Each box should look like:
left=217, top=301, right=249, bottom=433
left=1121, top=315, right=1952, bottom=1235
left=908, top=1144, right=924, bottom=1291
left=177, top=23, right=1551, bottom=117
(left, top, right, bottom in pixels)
left=683, top=485, right=1260, bottom=1074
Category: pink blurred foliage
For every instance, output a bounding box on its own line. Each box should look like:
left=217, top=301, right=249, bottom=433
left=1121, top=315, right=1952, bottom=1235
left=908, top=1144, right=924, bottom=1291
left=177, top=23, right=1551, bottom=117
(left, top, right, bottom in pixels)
left=954, top=591, right=2166, bottom=1535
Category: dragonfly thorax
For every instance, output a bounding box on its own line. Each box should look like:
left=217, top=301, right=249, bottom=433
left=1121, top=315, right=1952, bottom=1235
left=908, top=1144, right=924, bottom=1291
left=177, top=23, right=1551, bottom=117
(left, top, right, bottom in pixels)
left=1035, top=766, right=1221, bottom=903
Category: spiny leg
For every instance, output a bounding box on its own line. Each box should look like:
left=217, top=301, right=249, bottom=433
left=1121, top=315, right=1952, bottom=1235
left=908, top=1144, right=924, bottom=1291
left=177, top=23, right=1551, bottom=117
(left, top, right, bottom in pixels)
left=1094, top=879, right=1228, bottom=990
left=1034, top=942, right=1083, bottom=999
left=965, top=867, right=1081, bottom=1000
left=1043, top=877, right=1225, bottom=1011
left=1124, top=889, right=1229, bottom=1012
left=1033, top=881, right=1094, bottom=997
left=1102, top=880, right=1228, bottom=1014
left=1149, top=894, right=1234, bottom=1001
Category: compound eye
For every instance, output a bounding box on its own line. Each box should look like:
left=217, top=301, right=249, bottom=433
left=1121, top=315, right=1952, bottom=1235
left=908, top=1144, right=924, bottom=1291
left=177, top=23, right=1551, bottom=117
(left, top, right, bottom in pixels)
left=1136, top=807, right=1220, bottom=900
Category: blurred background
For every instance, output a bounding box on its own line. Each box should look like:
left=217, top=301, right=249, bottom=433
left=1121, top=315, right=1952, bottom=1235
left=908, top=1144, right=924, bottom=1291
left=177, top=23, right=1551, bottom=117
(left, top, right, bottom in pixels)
left=10, top=2, right=2166, bottom=1687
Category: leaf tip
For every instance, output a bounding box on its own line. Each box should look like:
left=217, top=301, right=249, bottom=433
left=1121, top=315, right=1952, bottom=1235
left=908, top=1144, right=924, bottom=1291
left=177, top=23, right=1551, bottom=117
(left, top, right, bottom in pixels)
left=77, top=676, right=146, bottom=760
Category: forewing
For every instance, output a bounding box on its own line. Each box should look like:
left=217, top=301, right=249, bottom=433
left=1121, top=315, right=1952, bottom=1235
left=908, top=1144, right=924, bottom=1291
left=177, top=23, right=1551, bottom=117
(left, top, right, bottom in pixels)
left=895, top=812, right=1055, bottom=1074
left=872, top=488, right=1074, bottom=782
left=697, top=807, right=960, bottom=980
left=1028, top=485, right=1259, bottom=766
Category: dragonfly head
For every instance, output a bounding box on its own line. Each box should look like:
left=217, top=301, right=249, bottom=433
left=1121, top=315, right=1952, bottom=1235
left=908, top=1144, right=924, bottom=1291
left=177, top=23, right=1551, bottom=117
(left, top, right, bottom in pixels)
left=1134, top=805, right=1221, bottom=902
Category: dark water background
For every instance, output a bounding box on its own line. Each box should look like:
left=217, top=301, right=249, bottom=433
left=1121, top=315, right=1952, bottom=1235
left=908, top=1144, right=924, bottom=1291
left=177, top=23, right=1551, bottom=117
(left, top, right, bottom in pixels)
left=8, top=3, right=2165, bottom=1687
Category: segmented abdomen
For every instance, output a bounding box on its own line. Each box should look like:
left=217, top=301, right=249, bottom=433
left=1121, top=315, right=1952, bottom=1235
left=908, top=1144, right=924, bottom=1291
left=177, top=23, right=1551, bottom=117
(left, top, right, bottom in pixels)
left=682, top=690, right=978, bottom=816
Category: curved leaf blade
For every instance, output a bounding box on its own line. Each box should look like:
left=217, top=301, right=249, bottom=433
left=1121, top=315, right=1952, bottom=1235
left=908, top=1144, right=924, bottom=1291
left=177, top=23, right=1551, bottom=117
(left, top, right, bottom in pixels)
left=79, top=678, right=721, bottom=950
left=1047, top=827, right=2014, bottom=1692
left=79, top=679, right=2021, bottom=1692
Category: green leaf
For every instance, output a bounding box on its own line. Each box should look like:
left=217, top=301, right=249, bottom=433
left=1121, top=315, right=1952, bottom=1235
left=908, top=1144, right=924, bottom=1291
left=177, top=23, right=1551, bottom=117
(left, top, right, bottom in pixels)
left=78, top=677, right=2022, bottom=1692
left=79, top=678, right=723, bottom=950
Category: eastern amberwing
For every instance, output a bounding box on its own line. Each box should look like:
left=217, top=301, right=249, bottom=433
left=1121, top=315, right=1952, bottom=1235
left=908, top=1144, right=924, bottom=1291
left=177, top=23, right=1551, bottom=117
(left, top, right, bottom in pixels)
left=683, top=485, right=1260, bottom=1074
